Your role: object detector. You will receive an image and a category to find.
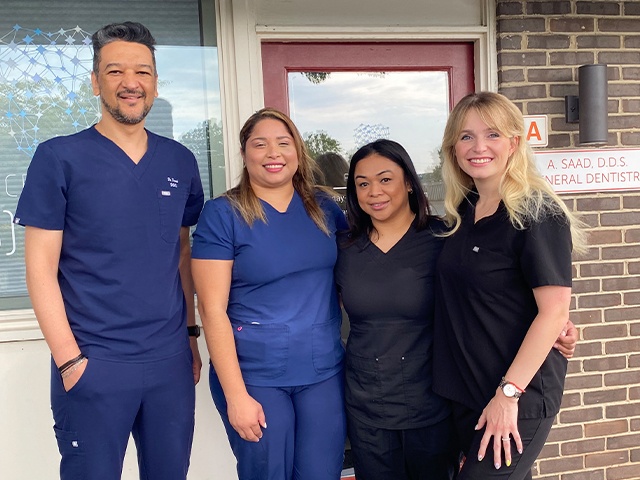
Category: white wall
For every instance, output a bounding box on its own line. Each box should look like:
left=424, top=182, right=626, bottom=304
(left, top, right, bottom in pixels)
left=0, top=337, right=238, bottom=480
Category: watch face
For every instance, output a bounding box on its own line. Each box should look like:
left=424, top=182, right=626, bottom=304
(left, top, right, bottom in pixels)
left=503, top=383, right=517, bottom=397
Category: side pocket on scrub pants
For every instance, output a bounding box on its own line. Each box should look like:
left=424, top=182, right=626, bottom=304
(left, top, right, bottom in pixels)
left=53, top=426, right=85, bottom=480
left=233, top=323, right=289, bottom=380
left=312, top=316, right=344, bottom=374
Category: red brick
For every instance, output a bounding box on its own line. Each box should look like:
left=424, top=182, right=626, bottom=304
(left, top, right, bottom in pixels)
left=602, top=245, right=640, bottom=260
left=624, top=291, right=640, bottom=305
left=583, top=355, right=627, bottom=372
left=564, top=373, right=603, bottom=390
left=577, top=293, right=622, bottom=309
left=605, top=371, right=640, bottom=387
left=546, top=424, right=583, bottom=442
left=560, top=470, right=604, bottom=480
left=570, top=309, right=602, bottom=325
left=585, top=419, right=629, bottom=437
left=572, top=278, right=600, bottom=294
left=606, top=339, right=640, bottom=355
left=561, top=392, right=582, bottom=408
left=584, top=388, right=627, bottom=405
left=576, top=197, right=621, bottom=212
left=605, top=464, right=640, bottom=480
left=579, top=262, right=624, bottom=277
left=582, top=324, right=627, bottom=340
left=606, top=402, right=640, bottom=419
left=561, top=438, right=605, bottom=455
left=607, top=432, right=640, bottom=450
left=537, top=455, right=584, bottom=474
left=622, top=195, right=640, bottom=209
left=559, top=407, right=603, bottom=424
left=584, top=450, right=629, bottom=468
left=603, top=276, right=640, bottom=292
left=625, top=229, right=640, bottom=243
left=575, top=341, right=603, bottom=357
left=605, top=307, right=640, bottom=322
left=587, top=229, right=622, bottom=245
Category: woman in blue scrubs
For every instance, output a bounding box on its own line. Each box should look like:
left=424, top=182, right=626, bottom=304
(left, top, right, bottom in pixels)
left=192, top=108, right=348, bottom=480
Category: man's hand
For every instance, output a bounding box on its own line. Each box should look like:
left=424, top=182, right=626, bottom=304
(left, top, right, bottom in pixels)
left=190, top=337, right=203, bottom=384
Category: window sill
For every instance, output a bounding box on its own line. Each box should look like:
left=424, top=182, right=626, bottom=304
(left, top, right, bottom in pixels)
left=0, top=310, right=42, bottom=343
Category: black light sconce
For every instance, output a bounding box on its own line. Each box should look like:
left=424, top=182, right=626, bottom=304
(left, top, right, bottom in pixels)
left=564, top=64, right=608, bottom=145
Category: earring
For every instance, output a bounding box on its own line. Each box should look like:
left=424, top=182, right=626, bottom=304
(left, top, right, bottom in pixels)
left=408, top=189, right=413, bottom=194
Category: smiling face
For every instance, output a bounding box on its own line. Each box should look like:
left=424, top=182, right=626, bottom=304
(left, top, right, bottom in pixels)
left=454, top=108, right=518, bottom=192
left=242, top=118, right=299, bottom=192
left=91, top=40, right=158, bottom=126
left=354, top=153, right=412, bottom=227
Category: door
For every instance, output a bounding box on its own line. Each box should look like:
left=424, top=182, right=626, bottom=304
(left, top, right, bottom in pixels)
left=262, top=41, right=475, bottom=216
left=262, top=42, right=475, bottom=478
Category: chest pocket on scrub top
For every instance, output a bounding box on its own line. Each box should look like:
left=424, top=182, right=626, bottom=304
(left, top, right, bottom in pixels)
left=157, top=188, right=186, bottom=243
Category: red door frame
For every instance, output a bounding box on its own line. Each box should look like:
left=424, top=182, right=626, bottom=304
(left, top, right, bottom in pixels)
left=261, top=42, right=475, bottom=114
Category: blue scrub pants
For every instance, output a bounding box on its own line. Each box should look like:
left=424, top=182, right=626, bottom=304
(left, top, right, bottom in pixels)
left=50, top=349, right=195, bottom=480
left=210, top=365, right=347, bottom=480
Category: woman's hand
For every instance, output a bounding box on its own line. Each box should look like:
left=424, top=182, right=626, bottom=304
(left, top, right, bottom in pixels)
left=553, top=319, right=578, bottom=359
left=62, top=358, right=88, bottom=392
left=475, top=389, right=522, bottom=470
left=227, top=393, right=267, bottom=442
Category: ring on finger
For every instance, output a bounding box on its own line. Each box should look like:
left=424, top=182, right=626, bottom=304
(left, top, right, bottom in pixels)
left=501, top=437, right=510, bottom=442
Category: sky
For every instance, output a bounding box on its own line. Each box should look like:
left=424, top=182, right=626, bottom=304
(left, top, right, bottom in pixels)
left=288, top=71, right=449, bottom=174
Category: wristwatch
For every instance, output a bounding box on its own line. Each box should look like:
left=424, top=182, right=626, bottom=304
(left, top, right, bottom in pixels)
left=499, top=377, right=523, bottom=399
left=187, top=325, right=201, bottom=338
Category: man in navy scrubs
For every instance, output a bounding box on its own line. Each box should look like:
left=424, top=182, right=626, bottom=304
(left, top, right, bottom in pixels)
left=15, top=21, right=204, bottom=480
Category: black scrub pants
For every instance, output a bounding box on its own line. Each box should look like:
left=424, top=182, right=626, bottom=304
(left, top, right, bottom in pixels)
left=451, top=402, right=555, bottom=480
left=347, top=414, right=458, bottom=480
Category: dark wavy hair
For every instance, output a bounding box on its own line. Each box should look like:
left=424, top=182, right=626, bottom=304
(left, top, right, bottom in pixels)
left=345, top=139, right=432, bottom=241
left=92, top=22, right=157, bottom=74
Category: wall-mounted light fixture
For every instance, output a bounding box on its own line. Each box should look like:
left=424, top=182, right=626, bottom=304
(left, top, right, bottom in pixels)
left=565, top=64, right=608, bottom=146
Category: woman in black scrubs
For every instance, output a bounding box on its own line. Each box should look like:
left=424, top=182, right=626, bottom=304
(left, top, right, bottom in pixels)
left=433, top=92, right=587, bottom=479
left=335, top=139, right=457, bottom=480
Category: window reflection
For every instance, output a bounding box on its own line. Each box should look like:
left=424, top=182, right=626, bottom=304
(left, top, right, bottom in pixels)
left=288, top=71, right=448, bottom=215
left=0, top=15, right=223, bottom=307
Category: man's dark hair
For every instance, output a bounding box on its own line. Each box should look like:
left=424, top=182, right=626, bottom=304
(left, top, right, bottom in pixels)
left=92, top=21, right=157, bottom=74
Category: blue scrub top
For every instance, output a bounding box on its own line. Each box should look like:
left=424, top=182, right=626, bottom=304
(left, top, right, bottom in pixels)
left=192, top=191, right=347, bottom=387
left=15, top=126, right=204, bottom=362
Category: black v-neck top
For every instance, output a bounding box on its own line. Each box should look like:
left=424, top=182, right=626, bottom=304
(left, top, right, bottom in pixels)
left=335, top=218, right=451, bottom=429
left=433, top=193, right=572, bottom=418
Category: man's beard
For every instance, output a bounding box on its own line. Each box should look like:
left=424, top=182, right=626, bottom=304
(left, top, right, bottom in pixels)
left=101, top=91, right=152, bottom=125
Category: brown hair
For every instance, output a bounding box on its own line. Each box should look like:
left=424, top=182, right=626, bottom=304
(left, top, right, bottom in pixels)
left=225, top=107, right=329, bottom=234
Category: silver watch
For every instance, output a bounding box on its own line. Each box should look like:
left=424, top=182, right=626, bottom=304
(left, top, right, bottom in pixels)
left=499, top=377, right=523, bottom=399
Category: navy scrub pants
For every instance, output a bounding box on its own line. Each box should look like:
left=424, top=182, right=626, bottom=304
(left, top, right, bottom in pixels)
left=50, top=349, right=195, bottom=480
left=210, top=365, right=347, bottom=480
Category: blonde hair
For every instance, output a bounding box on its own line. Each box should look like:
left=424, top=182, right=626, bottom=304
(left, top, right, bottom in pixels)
left=441, top=92, right=587, bottom=254
left=225, top=107, right=329, bottom=235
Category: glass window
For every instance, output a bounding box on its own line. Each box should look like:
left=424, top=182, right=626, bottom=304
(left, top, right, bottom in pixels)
left=0, top=0, right=224, bottom=309
left=288, top=71, right=449, bottom=215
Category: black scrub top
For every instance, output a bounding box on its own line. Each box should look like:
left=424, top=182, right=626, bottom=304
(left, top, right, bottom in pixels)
left=336, top=219, right=451, bottom=430
left=433, top=193, right=572, bottom=418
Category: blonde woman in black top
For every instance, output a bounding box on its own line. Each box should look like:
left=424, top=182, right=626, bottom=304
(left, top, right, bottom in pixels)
left=433, top=92, right=586, bottom=479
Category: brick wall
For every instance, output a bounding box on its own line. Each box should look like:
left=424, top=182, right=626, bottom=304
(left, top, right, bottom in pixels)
left=496, top=1, right=640, bottom=479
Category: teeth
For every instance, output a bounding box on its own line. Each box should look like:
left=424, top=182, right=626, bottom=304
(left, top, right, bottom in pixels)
left=470, top=158, right=491, bottom=164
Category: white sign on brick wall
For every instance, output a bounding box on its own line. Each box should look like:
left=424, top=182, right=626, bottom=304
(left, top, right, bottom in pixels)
left=534, top=148, right=640, bottom=193
left=524, top=115, right=548, bottom=147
